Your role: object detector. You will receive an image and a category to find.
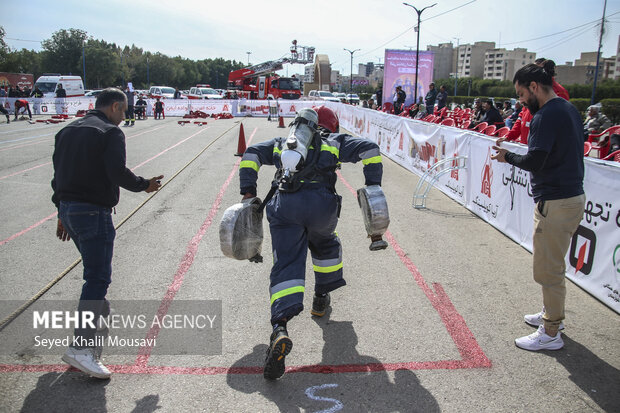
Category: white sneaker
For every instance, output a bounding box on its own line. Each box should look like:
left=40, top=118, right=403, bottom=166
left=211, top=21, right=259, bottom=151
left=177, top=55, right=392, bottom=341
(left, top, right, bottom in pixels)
left=515, top=326, right=564, bottom=351
left=524, top=309, right=564, bottom=330
left=62, top=347, right=111, bottom=379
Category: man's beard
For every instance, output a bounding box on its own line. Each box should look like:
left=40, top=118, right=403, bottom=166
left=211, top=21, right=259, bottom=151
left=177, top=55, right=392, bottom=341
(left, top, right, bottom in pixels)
left=526, top=95, right=540, bottom=114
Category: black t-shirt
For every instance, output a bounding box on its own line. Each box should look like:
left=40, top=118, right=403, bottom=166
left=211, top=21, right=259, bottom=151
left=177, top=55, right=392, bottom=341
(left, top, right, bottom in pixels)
left=527, top=97, right=584, bottom=202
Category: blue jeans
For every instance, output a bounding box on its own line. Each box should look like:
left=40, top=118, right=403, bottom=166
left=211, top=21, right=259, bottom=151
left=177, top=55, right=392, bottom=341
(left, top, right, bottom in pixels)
left=59, top=201, right=115, bottom=347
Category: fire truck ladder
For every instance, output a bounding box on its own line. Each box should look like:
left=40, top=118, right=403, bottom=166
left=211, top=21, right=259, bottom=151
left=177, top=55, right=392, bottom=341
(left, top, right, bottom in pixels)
left=412, top=156, right=467, bottom=209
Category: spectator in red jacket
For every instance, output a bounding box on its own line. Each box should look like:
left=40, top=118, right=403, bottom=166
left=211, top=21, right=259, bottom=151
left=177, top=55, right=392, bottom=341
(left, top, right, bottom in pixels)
left=503, top=59, right=568, bottom=144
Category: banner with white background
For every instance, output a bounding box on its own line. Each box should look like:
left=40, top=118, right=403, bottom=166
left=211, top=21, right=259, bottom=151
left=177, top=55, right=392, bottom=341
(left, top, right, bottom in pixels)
left=327, top=103, right=620, bottom=314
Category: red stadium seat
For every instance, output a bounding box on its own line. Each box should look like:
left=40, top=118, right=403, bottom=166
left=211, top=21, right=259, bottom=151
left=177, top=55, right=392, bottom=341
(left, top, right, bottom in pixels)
left=602, top=149, right=620, bottom=162
left=588, top=125, right=620, bottom=158
left=482, top=125, right=497, bottom=136
left=460, top=120, right=471, bottom=129
left=495, top=126, right=510, bottom=137
left=473, top=122, right=488, bottom=132
left=382, top=102, right=394, bottom=113
left=440, top=118, right=455, bottom=126
left=584, top=142, right=592, bottom=156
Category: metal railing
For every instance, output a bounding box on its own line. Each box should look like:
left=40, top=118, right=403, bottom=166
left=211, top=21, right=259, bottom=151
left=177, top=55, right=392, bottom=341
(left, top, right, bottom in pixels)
left=413, top=156, right=467, bottom=209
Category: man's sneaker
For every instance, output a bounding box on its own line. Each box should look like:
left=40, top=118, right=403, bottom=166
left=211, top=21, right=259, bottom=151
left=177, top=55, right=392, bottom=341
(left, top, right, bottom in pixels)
left=62, top=347, right=111, bottom=379
left=263, top=326, right=292, bottom=380
left=311, top=293, right=330, bottom=317
left=524, top=309, right=564, bottom=330
left=515, top=326, right=564, bottom=351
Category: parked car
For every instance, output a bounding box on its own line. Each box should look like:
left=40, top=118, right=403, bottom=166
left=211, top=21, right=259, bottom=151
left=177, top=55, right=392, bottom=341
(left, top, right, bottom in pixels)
left=346, top=94, right=360, bottom=105
left=187, top=85, right=223, bottom=99
left=84, top=90, right=103, bottom=97
left=333, top=92, right=347, bottom=103
left=308, top=90, right=341, bottom=103
left=148, top=86, right=176, bottom=99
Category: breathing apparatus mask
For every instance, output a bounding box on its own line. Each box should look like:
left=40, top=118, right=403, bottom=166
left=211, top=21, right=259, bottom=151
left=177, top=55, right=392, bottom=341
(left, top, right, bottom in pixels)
left=280, top=108, right=319, bottom=180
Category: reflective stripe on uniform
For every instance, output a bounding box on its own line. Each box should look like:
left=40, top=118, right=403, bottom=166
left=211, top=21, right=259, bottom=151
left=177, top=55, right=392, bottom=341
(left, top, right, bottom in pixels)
left=273, top=146, right=282, bottom=155
left=240, top=153, right=261, bottom=172
left=362, top=155, right=382, bottom=165
left=240, top=160, right=259, bottom=171
left=270, top=279, right=305, bottom=305
left=360, top=148, right=382, bottom=165
left=321, top=144, right=339, bottom=158
left=312, top=256, right=343, bottom=274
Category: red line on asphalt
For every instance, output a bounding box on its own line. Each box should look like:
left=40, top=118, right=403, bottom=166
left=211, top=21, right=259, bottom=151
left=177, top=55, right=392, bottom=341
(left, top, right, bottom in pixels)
left=134, top=127, right=257, bottom=368
left=131, top=127, right=208, bottom=171
left=0, top=139, right=53, bottom=153
left=336, top=171, right=491, bottom=370
left=0, top=162, right=52, bottom=181
left=0, top=212, right=58, bottom=247
left=0, top=125, right=196, bottom=246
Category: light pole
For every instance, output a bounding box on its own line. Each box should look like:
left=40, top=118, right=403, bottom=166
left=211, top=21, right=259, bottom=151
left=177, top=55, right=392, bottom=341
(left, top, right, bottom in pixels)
left=344, top=48, right=360, bottom=94
left=120, top=51, right=125, bottom=87
left=591, top=0, right=607, bottom=105
left=246, top=51, right=252, bottom=65
left=146, top=56, right=150, bottom=88
left=403, top=2, right=437, bottom=106
left=453, top=37, right=460, bottom=96
left=82, top=40, right=86, bottom=88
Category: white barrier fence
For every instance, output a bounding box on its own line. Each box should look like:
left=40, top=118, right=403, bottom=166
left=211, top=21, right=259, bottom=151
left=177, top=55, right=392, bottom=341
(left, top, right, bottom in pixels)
left=0, top=97, right=318, bottom=118
left=326, top=102, right=620, bottom=315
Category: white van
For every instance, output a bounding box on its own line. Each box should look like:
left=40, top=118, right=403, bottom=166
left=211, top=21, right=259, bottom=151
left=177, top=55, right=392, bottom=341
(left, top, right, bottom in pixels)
left=34, top=75, right=85, bottom=98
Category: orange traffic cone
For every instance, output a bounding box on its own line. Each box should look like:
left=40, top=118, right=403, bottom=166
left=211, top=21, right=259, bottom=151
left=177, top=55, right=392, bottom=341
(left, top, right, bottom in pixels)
left=277, top=116, right=285, bottom=128
left=235, top=123, right=247, bottom=156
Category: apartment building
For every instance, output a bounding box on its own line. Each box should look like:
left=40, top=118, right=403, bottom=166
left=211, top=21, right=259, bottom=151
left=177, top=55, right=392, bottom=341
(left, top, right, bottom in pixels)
left=483, top=48, right=536, bottom=80
left=456, top=41, right=495, bottom=78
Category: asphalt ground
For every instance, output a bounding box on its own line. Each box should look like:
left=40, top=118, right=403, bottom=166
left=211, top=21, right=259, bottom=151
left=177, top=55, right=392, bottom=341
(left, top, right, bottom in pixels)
left=0, top=114, right=618, bottom=413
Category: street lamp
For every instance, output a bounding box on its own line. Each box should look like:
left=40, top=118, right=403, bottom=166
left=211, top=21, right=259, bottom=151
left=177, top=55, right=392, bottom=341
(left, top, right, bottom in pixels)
left=403, top=2, right=437, bottom=105
left=344, top=48, right=360, bottom=94
left=82, top=40, right=86, bottom=89
left=120, top=50, right=125, bottom=87
left=453, top=37, right=460, bottom=96
left=146, top=56, right=150, bottom=88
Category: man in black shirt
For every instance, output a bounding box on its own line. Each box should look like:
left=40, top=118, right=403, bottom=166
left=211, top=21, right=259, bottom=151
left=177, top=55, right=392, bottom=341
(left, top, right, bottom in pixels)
left=124, top=87, right=135, bottom=126
left=56, top=84, right=67, bottom=98
left=479, top=98, right=504, bottom=128
left=492, top=63, right=585, bottom=352
left=394, top=86, right=406, bottom=115
left=52, top=88, right=163, bottom=378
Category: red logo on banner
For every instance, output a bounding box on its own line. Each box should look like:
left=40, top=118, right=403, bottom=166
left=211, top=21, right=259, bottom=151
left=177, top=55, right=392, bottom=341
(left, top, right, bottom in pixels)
left=481, top=147, right=493, bottom=198
left=223, top=104, right=229, bottom=112
left=88, top=103, right=94, bottom=110
left=398, top=132, right=404, bottom=150
left=290, top=104, right=296, bottom=113
left=42, top=106, right=48, bottom=112
left=451, top=139, right=459, bottom=180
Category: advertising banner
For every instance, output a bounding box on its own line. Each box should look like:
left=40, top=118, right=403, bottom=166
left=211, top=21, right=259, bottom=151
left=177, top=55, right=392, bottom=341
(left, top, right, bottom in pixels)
left=335, top=105, right=620, bottom=314
left=383, top=49, right=434, bottom=108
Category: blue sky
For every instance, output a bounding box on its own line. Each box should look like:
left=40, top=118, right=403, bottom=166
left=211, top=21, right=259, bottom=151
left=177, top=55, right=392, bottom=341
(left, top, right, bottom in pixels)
left=3, top=0, right=619, bottom=77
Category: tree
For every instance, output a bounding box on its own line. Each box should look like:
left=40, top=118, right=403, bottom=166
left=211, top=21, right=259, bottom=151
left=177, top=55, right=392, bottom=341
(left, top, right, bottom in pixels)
left=0, top=26, right=9, bottom=56
left=41, top=29, right=89, bottom=76
left=79, top=39, right=120, bottom=89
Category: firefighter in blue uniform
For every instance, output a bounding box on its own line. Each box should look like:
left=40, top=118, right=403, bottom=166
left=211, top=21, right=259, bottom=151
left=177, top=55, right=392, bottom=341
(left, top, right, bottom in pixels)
left=239, top=106, right=383, bottom=380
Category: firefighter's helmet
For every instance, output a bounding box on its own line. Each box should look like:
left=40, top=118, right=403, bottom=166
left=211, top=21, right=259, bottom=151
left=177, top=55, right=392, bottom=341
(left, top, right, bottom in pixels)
left=313, top=105, right=339, bottom=133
